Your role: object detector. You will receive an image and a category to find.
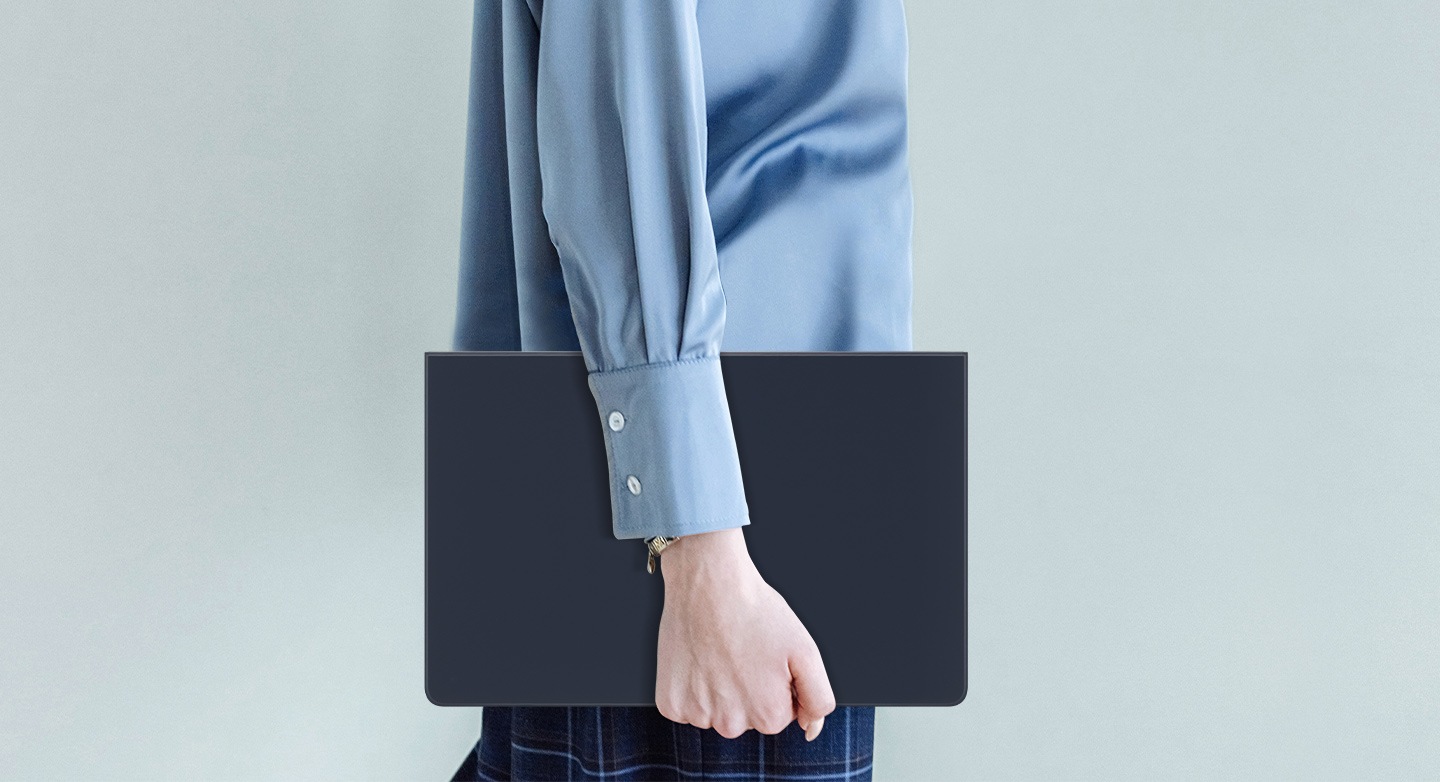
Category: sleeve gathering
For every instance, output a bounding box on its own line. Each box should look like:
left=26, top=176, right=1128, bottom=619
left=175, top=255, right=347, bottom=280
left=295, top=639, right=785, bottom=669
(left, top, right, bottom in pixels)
left=533, top=0, right=751, bottom=541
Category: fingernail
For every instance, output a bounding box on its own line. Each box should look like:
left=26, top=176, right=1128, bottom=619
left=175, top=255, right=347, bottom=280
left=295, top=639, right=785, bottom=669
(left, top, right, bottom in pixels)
left=805, top=715, right=824, bottom=741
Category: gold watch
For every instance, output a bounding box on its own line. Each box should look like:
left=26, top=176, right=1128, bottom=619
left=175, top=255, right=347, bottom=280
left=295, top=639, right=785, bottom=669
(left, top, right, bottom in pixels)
left=644, top=535, right=679, bottom=574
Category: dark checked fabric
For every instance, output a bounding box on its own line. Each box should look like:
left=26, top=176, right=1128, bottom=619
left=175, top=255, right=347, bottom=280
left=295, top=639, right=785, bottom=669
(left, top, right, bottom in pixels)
left=451, top=706, right=875, bottom=781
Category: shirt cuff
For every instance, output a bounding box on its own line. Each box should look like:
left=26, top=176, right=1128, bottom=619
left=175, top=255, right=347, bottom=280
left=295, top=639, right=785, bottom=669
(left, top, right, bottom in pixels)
left=587, top=355, right=752, bottom=540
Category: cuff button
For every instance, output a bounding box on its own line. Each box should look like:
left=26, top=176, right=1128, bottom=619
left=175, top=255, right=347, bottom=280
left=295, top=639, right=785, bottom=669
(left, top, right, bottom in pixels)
left=626, top=475, right=642, bottom=495
left=608, top=411, right=626, bottom=431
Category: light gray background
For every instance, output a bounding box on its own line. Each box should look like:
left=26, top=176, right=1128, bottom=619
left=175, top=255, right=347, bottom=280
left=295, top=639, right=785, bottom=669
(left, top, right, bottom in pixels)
left=2, top=1, right=1436, bottom=779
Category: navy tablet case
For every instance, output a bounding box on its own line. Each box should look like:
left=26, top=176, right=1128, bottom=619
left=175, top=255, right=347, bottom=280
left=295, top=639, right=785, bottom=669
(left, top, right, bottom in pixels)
left=425, top=351, right=966, bottom=707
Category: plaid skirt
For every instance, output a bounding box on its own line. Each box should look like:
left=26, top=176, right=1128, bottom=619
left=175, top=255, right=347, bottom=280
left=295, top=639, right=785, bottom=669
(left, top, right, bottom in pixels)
left=451, top=706, right=875, bottom=781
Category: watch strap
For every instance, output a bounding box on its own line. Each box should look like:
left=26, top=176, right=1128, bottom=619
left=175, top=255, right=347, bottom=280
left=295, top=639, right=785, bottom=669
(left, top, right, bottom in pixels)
left=644, top=535, right=678, bottom=574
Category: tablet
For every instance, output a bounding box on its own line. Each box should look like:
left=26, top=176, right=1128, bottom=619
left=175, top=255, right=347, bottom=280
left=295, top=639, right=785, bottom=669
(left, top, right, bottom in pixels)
left=425, top=351, right=966, bottom=707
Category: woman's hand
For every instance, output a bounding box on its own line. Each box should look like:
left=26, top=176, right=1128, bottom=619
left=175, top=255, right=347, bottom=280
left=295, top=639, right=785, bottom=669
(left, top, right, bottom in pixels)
left=654, top=528, right=836, bottom=741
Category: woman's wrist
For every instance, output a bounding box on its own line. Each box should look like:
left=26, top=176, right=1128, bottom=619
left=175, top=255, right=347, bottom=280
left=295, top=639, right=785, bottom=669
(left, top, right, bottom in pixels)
left=659, top=527, right=755, bottom=583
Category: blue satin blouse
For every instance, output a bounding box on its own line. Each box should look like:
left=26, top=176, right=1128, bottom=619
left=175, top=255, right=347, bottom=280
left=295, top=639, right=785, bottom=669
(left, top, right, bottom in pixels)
left=452, top=0, right=914, bottom=542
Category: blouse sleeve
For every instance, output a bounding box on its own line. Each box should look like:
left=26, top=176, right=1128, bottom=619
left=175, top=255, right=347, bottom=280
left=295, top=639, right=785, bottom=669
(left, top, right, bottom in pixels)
left=532, top=0, right=751, bottom=541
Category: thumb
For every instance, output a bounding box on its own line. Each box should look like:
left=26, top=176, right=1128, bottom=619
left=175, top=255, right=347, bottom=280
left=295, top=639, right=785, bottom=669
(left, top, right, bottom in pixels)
left=790, top=650, right=836, bottom=741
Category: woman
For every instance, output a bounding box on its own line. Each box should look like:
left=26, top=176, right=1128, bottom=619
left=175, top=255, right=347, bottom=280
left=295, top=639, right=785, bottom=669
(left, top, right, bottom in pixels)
left=450, top=0, right=913, bottom=778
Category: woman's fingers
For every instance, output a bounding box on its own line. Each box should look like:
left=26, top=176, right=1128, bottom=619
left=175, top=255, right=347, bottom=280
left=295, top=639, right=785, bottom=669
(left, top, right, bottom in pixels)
left=790, top=649, right=836, bottom=741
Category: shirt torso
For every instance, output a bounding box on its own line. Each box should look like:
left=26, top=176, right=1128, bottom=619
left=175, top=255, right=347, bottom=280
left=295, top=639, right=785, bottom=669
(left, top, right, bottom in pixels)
left=453, top=0, right=914, bottom=355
